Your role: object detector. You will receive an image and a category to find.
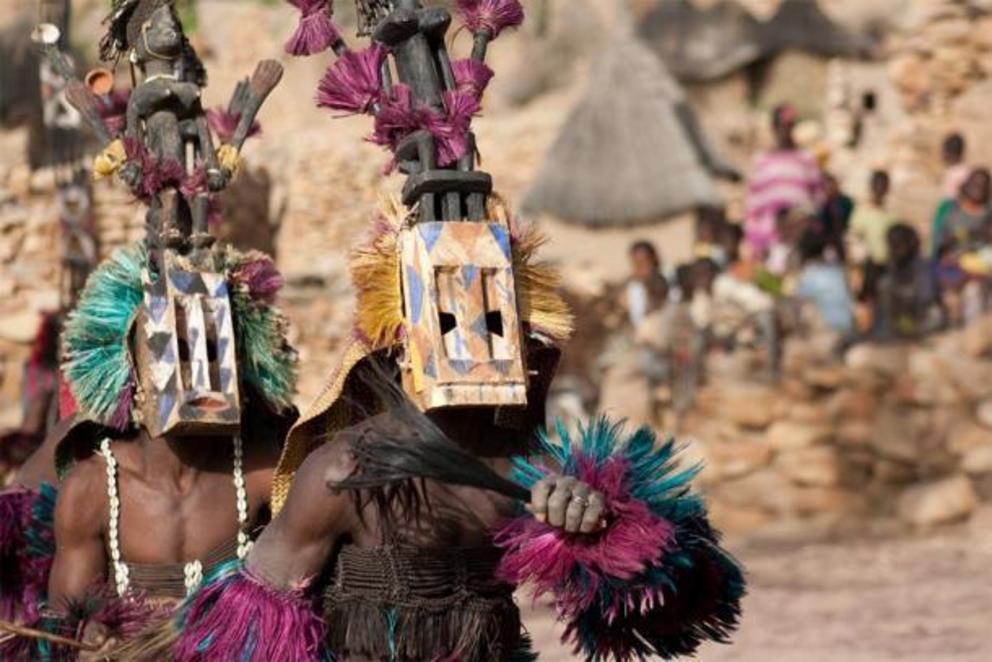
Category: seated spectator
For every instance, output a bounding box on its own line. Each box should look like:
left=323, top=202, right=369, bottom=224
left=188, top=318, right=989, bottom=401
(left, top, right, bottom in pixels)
left=693, top=206, right=730, bottom=267
left=849, top=169, right=899, bottom=302
left=712, top=224, right=780, bottom=371
left=940, top=133, right=970, bottom=200
left=875, top=223, right=944, bottom=339
left=625, top=240, right=669, bottom=327
left=815, top=172, right=854, bottom=262
left=937, top=167, right=992, bottom=256
left=931, top=134, right=971, bottom=257
left=795, top=230, right=855, bottom=335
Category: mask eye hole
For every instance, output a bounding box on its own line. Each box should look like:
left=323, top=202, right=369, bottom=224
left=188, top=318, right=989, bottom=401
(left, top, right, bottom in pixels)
left=485, top=311, right=504, bottom=337
left=177, top=337, right=191, bottom=362
left=438, top=311, right=457, bottom=335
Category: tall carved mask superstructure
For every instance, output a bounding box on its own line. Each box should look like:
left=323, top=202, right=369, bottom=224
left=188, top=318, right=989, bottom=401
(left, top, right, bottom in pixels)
left=284, top=0, right=565, bottom=413
left=46, top=0, right=296, bottom=448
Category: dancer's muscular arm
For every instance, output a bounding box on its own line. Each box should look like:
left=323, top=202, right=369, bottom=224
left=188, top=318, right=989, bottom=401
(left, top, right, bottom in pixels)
left=48, top=458, right=109, bottom=610
left=246, top=440, right=357, bottom=589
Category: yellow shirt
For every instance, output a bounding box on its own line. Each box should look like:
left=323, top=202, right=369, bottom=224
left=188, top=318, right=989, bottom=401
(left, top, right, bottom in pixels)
left=850, top=204, right=898, bottom=263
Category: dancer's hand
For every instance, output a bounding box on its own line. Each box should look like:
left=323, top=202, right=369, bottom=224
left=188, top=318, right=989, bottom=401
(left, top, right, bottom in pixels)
left=528, top=475, right=607, bottom=534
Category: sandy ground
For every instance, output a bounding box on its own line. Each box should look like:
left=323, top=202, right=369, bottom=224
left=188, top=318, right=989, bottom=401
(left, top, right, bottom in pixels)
left=522, top=508, right=992, bottom=662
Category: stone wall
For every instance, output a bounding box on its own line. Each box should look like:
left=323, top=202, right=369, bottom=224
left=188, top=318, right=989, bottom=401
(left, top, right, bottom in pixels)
left=678, top=318, right=992, bottom=537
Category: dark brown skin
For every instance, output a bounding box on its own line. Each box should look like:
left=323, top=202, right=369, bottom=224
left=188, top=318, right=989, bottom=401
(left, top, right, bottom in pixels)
left=48, top=429, right=280, bottom=611
left=248, top=412, right=606, bottom=591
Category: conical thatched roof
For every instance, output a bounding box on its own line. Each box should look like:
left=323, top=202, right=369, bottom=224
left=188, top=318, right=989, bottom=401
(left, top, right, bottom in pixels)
left=522, top=37, right=721, bottom=228
left=638, top=0, right=767, bottom=83
left=638, top=0, right=874, bottom=83
left=761, top=0, right=874, bottom=59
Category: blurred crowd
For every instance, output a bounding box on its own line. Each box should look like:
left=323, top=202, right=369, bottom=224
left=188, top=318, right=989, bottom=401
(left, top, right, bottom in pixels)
left=605, top=104, right=991, bottom=425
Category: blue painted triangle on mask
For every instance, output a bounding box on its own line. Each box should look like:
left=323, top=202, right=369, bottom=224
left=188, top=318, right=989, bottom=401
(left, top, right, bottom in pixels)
left=419, top=223, right=444, bottom=253
left=489, top=224, right=511, bottom=261
left=462, top=265, right=479, bottom=287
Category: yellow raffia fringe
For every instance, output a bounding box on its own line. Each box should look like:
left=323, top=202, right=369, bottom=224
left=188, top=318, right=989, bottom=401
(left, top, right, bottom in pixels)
left=350, top=194, right=573, bottom=347
left=351, top=195, right=408, bottom=349
left=92, top=139, right=126, bottom=180
left=217, top=144, right=242, bottom=176
left=489, top=194, right=575, bottom=342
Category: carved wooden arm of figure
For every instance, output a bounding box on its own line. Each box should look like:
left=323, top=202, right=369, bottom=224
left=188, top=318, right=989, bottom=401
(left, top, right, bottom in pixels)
left=229, top=61, right=284, bottom=154
left=210, top=60, right=283, bottom=181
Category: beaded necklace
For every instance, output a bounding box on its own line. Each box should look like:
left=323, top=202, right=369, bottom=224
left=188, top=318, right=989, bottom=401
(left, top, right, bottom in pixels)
left=98, top=436, right=251, bottom=597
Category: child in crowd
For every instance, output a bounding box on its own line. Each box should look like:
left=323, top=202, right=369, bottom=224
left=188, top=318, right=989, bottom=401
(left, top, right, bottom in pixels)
left=795, top=230, right=855, bottom=335
left=815, top=172, right=854, bottom=262
left=849, top=169, right=898, bottom=302
left=937, top=168, right=992, bottom=255
left=712, top=224, right=781, bottom=371
left=625, top=240, right=669, bottom=327
left=693, top=206, right=730, bottom=267
left=875, top=223, right=944, bottom=339
left=933, top=168, right=992, bottom=324
left=940, top=133, right=970, bottom=200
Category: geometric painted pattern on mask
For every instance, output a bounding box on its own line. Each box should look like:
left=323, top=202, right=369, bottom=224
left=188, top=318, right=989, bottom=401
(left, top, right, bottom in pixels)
left=136, top=266, right=240, bottom=438
left=399, top=219, right=527, bottom=411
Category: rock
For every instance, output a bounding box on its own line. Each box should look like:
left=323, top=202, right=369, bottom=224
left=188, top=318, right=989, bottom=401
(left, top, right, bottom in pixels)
left=844, top=344, right=906, bottom=377
left=960, top=314, right=992, bottom=358
left=897, top=475, right=978, bottom=526
left=888, top=54, right=931, bottom=100
left=777, top=446, right=842, bottom=487
left=873, top=458, right=917, bottom=485
left=714, top=470, right=794, bottom=513
left=829, top=389, right=879, bottom=421
left=962, top=444, right=992, bottom=475
left=767, top=421, right=832, bottom=451
left=803, top=365, right=847, bottom=390
left=708, top=438, right=774, bottom=479
left=707, top=501, right=773, bottom=536
left=941, top=355, right=992, bottom=400
left=870, top=407, right=934, bottom=463
left=717, top=384, right=779, bottom=430
left=977, top=400, right=992, bottom=430
left=836, top=420, right=873, bottom=446
left=792, top=486, right=857, bottom=516
left=0, top=310, right=40, bottom=344
left=785, top=402, right=833, bottom=426
left=947, top=420, right=992, bottom=455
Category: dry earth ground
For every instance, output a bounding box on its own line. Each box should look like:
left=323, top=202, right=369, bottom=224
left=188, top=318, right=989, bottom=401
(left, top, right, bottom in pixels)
left=523, top=507, right=992, bottom=661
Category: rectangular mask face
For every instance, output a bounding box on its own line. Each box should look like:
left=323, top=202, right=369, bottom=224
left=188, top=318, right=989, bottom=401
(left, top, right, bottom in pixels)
left=135, top=267, right=240, bottom=437
left=399, top=220, right=527, bottom=410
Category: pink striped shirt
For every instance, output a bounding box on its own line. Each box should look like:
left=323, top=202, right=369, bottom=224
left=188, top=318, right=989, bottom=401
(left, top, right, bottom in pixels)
left=745, top=149, right=824, bottom=255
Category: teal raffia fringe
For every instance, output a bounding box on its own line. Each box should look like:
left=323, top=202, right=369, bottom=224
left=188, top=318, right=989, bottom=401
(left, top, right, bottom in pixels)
left=62, top=243, right=145, bottom=428
left=61, top=242, right=297, bottom=429
left=499, top=418, right=746, bottom=662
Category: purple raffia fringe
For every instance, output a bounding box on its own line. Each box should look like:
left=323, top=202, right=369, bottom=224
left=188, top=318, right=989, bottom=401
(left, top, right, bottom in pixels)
left=369, top=85, right=480, bottom=171
left=172, top=565, right=326, bottom=662
left=1, top=488, right=35, bottom=622
left=231, top=256, right=284, bottom=304
left=1, top=485, right=56, bottom=625
left=452, top=58, right=495, bottom=100
left=207, top=108, right=262, bottom=142
left=455, top=0, right=525, bottom=39
left=316, top=44, right=387, bottom=115
left=494, top=456, right=677, bottom=619
left=285, top=0, right=340, bottom=56
left=435, top=90, right=480, bottom=166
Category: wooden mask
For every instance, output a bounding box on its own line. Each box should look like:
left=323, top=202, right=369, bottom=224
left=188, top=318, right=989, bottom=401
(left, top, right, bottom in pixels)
left=134, top=264, right=240, bottom=437
left=399, top=219, right=527, bottom=410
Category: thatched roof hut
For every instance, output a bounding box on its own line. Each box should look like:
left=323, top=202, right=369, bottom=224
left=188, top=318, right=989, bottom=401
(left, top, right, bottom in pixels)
left=521, top=36, right=722, bottom=227
left=638, top=0, right=766, bottom=83
left=638, top=0, right=873, bottom=84
left=762, top=0, right=874, bottom=59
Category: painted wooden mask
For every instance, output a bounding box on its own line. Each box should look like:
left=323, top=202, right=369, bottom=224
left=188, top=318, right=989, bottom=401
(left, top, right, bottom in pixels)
left=398, top=219, right=527, bottom=411
left=134, top=264, right=240, bottom=437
